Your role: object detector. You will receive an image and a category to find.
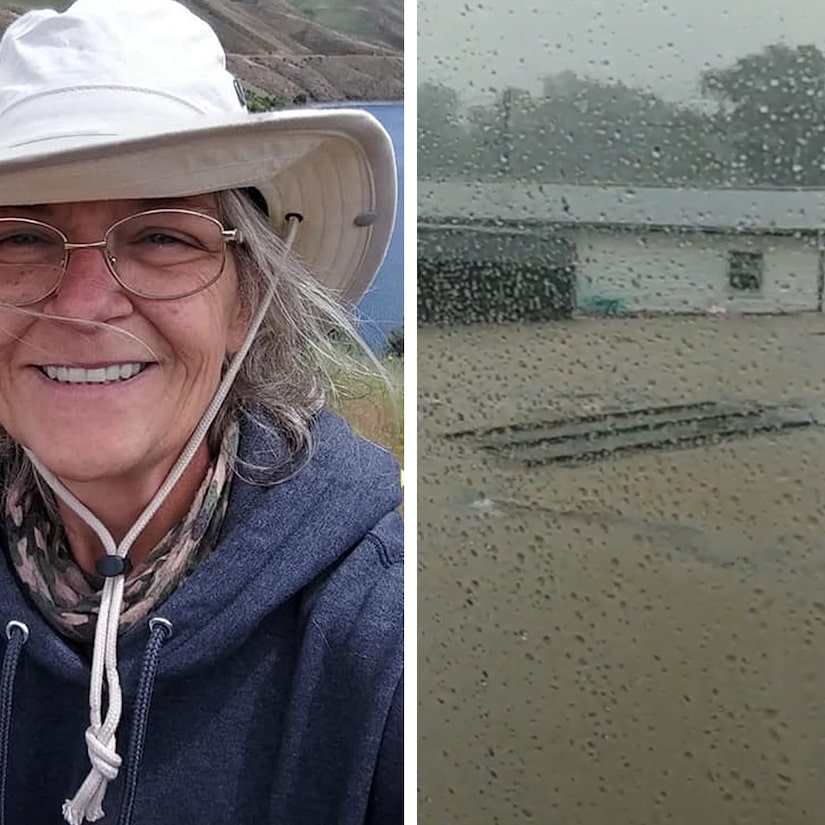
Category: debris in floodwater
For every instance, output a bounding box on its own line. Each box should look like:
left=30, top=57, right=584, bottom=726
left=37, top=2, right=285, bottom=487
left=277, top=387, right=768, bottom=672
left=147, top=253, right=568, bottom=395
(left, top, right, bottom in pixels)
left=447, top=400, right=818, bottom=467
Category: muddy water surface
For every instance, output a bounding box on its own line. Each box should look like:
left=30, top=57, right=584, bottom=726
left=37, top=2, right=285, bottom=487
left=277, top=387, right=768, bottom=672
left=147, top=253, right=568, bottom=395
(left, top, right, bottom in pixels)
left=419, top=315, right=825, bottom=824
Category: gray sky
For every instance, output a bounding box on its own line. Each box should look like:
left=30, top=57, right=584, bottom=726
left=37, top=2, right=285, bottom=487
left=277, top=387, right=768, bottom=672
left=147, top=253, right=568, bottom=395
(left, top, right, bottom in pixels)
left=418, top=0, right=825, bottom=105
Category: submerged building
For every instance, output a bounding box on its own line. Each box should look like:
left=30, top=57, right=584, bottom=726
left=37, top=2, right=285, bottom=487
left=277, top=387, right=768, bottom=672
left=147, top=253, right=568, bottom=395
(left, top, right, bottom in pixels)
left=418, top=180, right=825, bottom=324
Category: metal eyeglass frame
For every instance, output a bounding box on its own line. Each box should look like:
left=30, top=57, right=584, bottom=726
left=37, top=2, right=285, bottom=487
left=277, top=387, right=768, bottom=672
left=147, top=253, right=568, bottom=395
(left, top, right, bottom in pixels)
left=0, top=208, right=245, bottom=306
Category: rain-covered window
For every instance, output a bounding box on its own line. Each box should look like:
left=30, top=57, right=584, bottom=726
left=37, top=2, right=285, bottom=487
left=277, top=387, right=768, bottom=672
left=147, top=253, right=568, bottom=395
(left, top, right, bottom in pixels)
left=418, top=2, right=825, bottom=823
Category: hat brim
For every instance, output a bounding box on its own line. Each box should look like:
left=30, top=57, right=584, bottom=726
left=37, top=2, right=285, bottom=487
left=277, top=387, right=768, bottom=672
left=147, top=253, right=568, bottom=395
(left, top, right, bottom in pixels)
left=0, top=108, right=397, bottom=306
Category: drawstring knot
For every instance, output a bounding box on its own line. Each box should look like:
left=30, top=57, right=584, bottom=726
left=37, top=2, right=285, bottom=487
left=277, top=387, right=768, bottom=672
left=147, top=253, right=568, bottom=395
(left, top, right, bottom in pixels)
left=62, top=722, right=121, bottom=823
left=83, top=726, right=122, bottom=781
left=60, top=723, right=122, bottom=822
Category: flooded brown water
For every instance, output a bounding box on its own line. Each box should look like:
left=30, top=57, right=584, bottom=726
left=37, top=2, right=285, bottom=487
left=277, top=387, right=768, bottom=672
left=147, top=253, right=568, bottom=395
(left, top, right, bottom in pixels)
left=419, top=314, right=825, bottom=824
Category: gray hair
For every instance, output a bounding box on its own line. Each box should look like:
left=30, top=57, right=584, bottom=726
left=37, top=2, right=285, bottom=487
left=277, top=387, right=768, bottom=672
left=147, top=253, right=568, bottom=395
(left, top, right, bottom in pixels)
left=0, top=188, right=391, bottom=501
left=210, top=188, right=391, bottom=476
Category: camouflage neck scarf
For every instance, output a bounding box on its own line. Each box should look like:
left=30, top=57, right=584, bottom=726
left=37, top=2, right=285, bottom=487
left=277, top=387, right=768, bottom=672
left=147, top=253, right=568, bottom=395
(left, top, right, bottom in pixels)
left=3, top=420, right=239, bottom=643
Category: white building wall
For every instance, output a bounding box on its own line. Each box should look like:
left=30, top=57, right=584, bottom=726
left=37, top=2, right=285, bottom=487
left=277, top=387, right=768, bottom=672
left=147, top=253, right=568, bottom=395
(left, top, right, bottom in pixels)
left=563, top=228, right=820, bottom=314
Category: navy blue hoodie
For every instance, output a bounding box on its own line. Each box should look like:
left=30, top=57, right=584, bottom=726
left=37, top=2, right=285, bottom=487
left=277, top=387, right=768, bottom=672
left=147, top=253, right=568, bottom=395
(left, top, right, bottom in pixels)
left=0, top=408, right=404, bottom=824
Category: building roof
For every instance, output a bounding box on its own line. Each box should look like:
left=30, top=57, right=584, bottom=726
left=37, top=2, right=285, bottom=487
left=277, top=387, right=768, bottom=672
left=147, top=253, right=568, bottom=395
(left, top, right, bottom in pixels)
left=418, top=180, right=825, bottom=233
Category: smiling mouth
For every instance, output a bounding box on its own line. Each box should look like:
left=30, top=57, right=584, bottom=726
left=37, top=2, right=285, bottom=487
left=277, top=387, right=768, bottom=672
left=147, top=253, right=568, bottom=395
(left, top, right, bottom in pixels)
left=37, top=362, right=151, bottom=385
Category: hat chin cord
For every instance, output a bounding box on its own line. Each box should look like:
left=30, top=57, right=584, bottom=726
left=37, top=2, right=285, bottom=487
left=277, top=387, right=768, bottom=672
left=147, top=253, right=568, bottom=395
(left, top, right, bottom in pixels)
left=22, top=217, right=301, bottom=825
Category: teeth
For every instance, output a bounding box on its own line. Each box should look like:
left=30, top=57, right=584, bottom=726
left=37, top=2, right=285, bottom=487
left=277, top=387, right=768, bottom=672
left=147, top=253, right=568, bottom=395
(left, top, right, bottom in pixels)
left=119, top=363, right=141, bottom=379
left=42, top=363, right=146, bottom=384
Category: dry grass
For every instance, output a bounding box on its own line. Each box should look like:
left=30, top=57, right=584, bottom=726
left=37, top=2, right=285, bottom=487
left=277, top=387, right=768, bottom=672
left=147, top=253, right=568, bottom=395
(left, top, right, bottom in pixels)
left=334, top=355, right=404, bottom=514
left=334, top=356, right=404, bottom=467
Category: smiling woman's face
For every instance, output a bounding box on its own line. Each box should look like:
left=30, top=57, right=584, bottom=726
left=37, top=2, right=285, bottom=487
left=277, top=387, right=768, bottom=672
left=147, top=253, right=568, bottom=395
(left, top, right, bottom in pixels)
left=0, top=194, right=248, bottom=486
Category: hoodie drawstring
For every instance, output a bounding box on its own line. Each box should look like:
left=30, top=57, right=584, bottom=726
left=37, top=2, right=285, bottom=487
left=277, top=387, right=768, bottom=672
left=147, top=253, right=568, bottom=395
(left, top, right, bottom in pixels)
left=0, top=621, right=28, bottom=825
left=0, top=618, right=171, bottom=825
left=117, top=618, right=172, bottom=825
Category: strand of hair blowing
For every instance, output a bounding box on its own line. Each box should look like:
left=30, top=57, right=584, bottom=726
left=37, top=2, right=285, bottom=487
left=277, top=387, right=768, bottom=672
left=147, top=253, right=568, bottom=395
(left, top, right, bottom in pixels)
left=211, top=188, right=390, bottom=466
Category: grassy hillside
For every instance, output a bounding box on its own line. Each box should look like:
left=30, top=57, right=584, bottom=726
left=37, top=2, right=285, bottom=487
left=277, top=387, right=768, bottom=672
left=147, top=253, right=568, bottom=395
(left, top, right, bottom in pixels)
left=291, top=0, right=402, bottom=50
left=0, top=0, right=403, bottom=102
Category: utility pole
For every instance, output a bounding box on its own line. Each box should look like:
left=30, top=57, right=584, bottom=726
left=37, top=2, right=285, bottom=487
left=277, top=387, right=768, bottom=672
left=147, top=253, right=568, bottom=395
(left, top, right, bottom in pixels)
left=500, top=87, right=513, bottom=176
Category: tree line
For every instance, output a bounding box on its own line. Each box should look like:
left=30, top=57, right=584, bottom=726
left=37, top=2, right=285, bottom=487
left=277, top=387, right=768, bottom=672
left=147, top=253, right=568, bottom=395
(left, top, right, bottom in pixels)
left=419, top=43, right=825, bottom=189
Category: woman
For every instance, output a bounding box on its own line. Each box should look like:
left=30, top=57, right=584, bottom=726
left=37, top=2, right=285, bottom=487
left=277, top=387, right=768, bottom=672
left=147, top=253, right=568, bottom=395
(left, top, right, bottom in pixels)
left=0, top=1, right=403, bottom=824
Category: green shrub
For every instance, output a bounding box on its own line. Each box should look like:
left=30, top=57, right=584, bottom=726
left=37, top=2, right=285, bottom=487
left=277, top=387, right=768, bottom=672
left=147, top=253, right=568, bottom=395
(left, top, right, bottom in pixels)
left=384, top=328, right=403, bottom=358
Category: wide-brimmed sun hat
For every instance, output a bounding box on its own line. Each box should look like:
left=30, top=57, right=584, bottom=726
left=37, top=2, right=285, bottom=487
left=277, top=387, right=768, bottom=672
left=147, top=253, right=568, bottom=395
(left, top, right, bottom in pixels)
left=0, top=0, right=397, bottom=305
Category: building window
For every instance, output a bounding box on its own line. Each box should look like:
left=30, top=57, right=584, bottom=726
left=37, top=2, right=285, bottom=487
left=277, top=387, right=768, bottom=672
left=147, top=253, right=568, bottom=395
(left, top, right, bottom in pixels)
left=728, top=251, right=764, bottom=292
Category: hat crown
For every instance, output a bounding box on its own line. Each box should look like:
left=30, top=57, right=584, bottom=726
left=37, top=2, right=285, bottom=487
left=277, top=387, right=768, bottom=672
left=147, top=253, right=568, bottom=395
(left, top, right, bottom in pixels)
left=0, top=0, right=244, bottom=118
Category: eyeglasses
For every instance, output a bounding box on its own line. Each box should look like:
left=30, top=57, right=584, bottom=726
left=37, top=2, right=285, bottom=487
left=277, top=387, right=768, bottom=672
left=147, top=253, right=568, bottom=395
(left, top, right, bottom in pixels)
left=0, top=208, right=244, bottom=306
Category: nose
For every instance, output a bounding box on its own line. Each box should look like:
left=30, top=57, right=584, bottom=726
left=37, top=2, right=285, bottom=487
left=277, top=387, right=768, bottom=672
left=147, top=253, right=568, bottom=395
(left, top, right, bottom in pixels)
left=41, top=245, right=133, bottom=322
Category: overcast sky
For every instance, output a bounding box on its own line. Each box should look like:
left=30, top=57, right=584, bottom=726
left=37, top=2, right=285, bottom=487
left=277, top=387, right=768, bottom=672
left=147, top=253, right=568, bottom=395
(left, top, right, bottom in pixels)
left=418, top=0, right=825, bottom=105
